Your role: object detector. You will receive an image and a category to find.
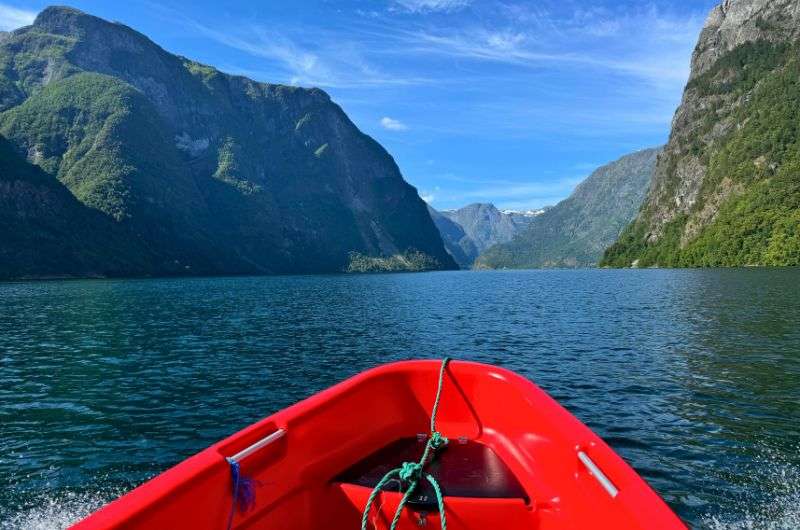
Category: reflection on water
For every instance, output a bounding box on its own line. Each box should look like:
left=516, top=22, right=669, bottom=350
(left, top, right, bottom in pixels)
left=1, top=269, right=798, bottom=529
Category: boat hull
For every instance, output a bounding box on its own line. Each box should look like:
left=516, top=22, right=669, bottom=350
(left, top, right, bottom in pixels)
left=73, top=360, right=686, bottom=529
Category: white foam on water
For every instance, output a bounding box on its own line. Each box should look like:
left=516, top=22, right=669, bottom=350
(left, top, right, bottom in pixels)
left=704, top=496, right=800, bottom=530
left=3, top=447, right=797, bottom=530
left=701, top=446, right=800, bottom=530
left=1, top=489, right=125, bottom=530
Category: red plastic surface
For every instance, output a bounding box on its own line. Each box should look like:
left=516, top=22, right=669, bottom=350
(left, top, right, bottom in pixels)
left=72, top=360, right=687, bottom=529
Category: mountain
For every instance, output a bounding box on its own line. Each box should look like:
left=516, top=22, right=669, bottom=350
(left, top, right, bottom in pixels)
left=602, top=0, right=800, bottom=268
left=0, top=134, right=169, bottom=278
left=427, top=206, right=479, bottom=269
left=0, top=7, right=455, bottom=279
left=476, top=148, right=660, bottom=269
left=428, top=203, right=538, bottom=268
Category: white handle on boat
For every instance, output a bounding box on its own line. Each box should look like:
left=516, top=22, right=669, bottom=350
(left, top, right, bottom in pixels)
left=578, top=451, right=619, bottom=498
left=230, top=428, right=286, bottom=463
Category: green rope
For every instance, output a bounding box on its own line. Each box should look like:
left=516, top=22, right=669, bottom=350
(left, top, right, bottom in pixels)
left=360, top=358, right=451, bottom=530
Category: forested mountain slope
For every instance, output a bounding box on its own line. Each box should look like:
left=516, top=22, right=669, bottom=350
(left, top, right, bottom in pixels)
left=603, top=0, right=800, bottom=267
left=0, top=7, right=454, bottom=278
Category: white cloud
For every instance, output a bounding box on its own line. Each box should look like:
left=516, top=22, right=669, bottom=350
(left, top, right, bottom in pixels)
left=390, top=5, right=704, bottom=92
left=180, top=17, right=432, bottom=89
left=401, top=26, right=692, bottom=86
left=0, top=3, right=36, bottom=31
left=152, top=0, right=704, bottom=208
left=457, top=177, right=583, bottom=202
left=394, top=0, right=471, bottom=14
left=420, top=192, right=435, bottom=203
left=433, top=176, right=583, bottom=210
left=485, top=30, right=526, bottom=51
left=380, top=116, right=408, bottom=131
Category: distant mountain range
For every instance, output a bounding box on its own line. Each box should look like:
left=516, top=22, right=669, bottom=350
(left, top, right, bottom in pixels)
left=603, top=0, right=800, bottom=268
left=0, top=7, right=455, bottom=279
left=6, top=2, right=795, bottom=279
left=428, top=204, right=543, bottom=268
left=474, top=148, right=661, bottom=269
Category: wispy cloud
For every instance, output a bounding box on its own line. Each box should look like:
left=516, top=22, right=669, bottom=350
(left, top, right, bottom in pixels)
left=419, top=184, right=442, bottom=203
left=153, top=6, right=433, bottom=89
left=142, top=0, right=710, bottom=210
left=425, top=175, right=583, bottom=210
left=380, top=116, right=408, bottom=131
left=457, top=177, right=583, bottom=201
left=168, top=2, right=702, bottom=97
left=393, top=0, right=471, bottom=14
left=392, top=5, right=702, bottom=88
left=0, top=3, right=36, bottom=31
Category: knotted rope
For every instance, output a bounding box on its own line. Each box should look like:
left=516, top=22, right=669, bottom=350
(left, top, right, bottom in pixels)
left=361, top=357, right=451, bottom=530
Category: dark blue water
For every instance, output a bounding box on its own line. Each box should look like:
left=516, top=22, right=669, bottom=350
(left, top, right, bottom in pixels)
left=1, top=269, right=799, bottom=529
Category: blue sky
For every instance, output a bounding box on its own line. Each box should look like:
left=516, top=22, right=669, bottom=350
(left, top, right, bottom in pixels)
left=0, top=0, right=718, bottom=210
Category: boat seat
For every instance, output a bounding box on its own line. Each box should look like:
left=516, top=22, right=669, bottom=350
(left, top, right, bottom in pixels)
left=335, top=436, right=529, bottom=510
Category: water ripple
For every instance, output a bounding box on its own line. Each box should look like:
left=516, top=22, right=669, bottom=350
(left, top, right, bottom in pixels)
left=0, top=269, right=799, bottom=529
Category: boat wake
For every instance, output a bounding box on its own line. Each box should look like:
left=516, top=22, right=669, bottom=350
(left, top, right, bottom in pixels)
left=704, top=496, right=799, bottom=530
left=0, top=488, right=126, bottom=530
left=2, top=449, right=797, bottom=529
left=701, top=446, right=800, bottom=530
left=1, top=471, right=798, bottom=530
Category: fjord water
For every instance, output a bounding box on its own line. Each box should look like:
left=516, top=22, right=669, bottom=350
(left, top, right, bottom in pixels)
left=1, top=270, right=798, bottom=529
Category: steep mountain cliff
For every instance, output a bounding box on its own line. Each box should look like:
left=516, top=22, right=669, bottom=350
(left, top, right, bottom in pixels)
left=0, top=134, right=166, bottom=278
left=428, top=203, right=537, bottom=268
left=603, top=0, right=800, bottom=267
left=0, top=7, right=454, bottom=278
left=476, top=148, right=660, bottom=269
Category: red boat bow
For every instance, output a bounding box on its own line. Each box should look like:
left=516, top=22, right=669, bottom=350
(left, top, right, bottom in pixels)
left=73, top=359, right=686, bottom=529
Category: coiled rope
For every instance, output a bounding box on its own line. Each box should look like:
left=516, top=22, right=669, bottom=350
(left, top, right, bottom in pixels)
left=361, top=357, right=451, bottom=530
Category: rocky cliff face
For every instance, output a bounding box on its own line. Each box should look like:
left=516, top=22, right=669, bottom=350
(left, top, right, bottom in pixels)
left=428, top=203, right=535, bottom=268
left=427, top=205, right=479, bottom=268
left=0, top=7, right=455, bottom=278
left=477, top=148, right=660, bottom=269
left=603, top=0, right=800, bottom=267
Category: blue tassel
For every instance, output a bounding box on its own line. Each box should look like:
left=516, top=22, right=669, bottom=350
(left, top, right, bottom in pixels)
left=225, top=458, right=260, bottom=530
